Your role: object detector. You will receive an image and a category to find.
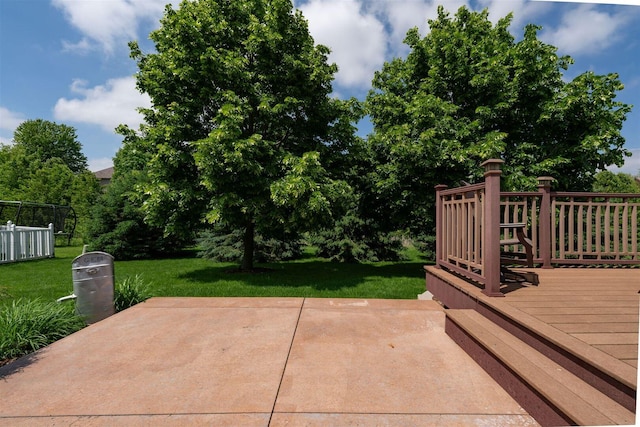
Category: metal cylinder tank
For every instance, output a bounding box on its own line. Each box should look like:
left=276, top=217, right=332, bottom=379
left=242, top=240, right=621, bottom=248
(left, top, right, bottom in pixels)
left=71, top=251, right=115, bottom=324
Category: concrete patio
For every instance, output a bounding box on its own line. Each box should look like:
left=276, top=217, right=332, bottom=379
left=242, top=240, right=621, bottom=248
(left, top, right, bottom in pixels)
left=0, top=297, right=538, bottom=426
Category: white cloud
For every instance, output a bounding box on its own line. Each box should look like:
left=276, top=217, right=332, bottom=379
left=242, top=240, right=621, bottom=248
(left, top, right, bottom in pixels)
left=361, top=0, right=549, bottom=60
left=54, top=77, right=151, bottom=132
left=299, top=0, right=387, bottom=89
left=374, top=1, right=438, bottom=48
left=368, top=0, right=470, bottom=56
left=51, top=0, right=171, bottom=53
left=88, top=157, right=114, bottom=172
left=539, top=4, right=630, bottom=55
left=479, top=0, right=551, bottom=30
left=0, top=107, right=25, bottom=132
left=61, top=37, right=93, bottom=55
left=532, top=0, right=640, bottom=5
left=608, top=149, right=640, bottom=175
left=0, top=107, right=26, bottom=146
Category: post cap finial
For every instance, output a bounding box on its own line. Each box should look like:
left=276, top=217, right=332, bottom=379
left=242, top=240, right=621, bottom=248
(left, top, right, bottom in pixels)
left=481, top=159, right=504, bottom=176
left=481, top=159, right=504, bottom=171
left=537, top=176, right=555, bottom=186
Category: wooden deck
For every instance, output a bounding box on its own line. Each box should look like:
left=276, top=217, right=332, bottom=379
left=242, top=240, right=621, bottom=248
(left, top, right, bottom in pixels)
left=425, top=266, right=639, bottom=425
left=503, top=268, right=639, bottom=369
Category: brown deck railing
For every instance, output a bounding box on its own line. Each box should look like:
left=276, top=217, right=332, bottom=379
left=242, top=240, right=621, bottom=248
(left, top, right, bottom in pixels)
left=437, top=182, right=486, bottom=284
left=436, top=160, right=503, bottom=296
left=501, top=189, right=640, bottom=266
left=436, top=161, right=640, bottom=296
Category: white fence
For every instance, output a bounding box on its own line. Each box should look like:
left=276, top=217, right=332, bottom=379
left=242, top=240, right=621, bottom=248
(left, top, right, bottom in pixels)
left=0, top=221, right=55, bottom=264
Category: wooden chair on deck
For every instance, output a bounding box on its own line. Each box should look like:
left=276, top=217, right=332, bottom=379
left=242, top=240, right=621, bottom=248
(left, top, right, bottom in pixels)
left=500, top=223, right=533, bottom=268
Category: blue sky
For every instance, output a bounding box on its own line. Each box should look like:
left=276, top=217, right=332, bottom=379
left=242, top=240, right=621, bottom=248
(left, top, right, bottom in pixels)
left=1, top=0, right=639, bottom=175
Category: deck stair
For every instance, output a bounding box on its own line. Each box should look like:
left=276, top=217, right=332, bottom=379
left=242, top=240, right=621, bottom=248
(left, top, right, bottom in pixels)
left=446, top=309, right=636, bottom=426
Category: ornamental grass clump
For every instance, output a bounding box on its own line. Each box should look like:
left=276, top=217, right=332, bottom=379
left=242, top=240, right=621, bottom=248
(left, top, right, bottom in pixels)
left=114, top=275, right=152, bottom=312
left=0, top=299, right=85, bottom=363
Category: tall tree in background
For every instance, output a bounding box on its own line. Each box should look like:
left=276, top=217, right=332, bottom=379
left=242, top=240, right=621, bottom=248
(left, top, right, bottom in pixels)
left=126, top=0, right=358, bottom=270
left=87, top=125, right=187, bottom=259
left=593, top=170, right=640, bottom=194
left=365, top=6, right=632, bottom=236
left=0, top=144, right=32, bottom=198
left=12, top=119, right=88, bottom=173
left=0, top=120, right=99, bottom=239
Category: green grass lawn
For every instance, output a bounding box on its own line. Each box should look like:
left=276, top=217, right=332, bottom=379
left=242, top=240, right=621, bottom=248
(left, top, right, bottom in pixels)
left=1, top=246, right=431, bottom=305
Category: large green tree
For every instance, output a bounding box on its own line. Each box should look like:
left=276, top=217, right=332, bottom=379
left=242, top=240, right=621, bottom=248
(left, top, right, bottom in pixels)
left=126, top=0, right=357, bottom=270
left=0, top=120, right=99, bottom=239
left=593, top=170, right=640, bottom=194
left=0, top=144, right=33, bottom=198
left=365, top=6, right=632, bottom=236
left=12, top=119, right=88, bottom=173
left=87, top=125, right=189, bottom=259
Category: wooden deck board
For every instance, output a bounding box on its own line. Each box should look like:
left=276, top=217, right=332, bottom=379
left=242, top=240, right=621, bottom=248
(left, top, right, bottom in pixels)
left=504, top=268, right=639, bottom=381
left=573, top=333, right=638, bottom=345
left=554, top=323, right=638, bottom=333
left=508, top=290, right=637, bottom=296
left=534, top=314, right=638, bottom=323
left=595, top=345, right=639, bottom=360
left=509, top=300, right=639, bottom=308
left=521, top=307, right=638, bottom=315
left=507, top=295, right=636, bottom=302
left=426, top=265, right=639, bottom=411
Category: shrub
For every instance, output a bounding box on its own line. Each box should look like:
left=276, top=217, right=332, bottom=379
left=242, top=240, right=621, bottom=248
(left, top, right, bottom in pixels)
left=310, top=212, right=405, bottom=262
left=413, top=234, right=437, bottom=261
left=0, top=299, right=85, bottom=362
left=114, top=275, right=152, bottom=312
left=87, top=170, right=192, bottom=260
left=197, top=227, right=303, bottom=263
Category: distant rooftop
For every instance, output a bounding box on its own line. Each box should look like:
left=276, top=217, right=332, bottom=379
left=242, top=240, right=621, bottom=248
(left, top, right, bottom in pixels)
left=94, top=167, right=114, bottom=186
left=94, top=167, right=114, bottom=179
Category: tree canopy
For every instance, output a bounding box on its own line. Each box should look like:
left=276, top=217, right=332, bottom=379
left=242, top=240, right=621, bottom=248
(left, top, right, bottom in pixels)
left=364, top=5, right=632, bottom=235
left=12, top=119, right=88, bottom=173
left=0, top=120, right=100, bottom=239
left=100, top=3, right=634, bottom=263
left=125, top=0, right=358, bottom=269
left=593, top=170, right=640, bottom=194
left=86, top=125, right=192, bottom=259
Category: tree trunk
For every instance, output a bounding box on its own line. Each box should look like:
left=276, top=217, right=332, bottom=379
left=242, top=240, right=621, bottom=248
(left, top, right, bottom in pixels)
left=241, top=221, right=255, bottom=271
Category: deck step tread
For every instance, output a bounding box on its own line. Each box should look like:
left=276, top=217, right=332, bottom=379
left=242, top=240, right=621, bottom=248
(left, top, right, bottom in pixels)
left=484, top=291, right=638, bottom=389
left=447, top=309, right=636, bottom=426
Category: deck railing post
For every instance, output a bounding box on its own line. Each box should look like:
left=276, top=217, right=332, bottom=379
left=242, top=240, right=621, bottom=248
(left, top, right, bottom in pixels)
left=537, top=177, right=554, bottom=269
left=435, top=184, right=448, bottom=268
left=482, top=159, right=504, bottom=297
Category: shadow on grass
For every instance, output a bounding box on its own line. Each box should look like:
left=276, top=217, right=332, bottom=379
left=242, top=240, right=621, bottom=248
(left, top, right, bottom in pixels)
left=178, top=260, right=430, bottom=292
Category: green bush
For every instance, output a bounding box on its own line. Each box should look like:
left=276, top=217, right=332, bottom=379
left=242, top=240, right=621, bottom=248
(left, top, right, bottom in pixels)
left=197, top=228, right=303, bottom=263
left=310, top=212, right=405, bottom=262
left=413, top=234, right=436, bottom=261
left=0, top=299, right=85, bottom=362
left=114, top=275, right=152, bottom=312
left=87, top=170, right=192, bottom=260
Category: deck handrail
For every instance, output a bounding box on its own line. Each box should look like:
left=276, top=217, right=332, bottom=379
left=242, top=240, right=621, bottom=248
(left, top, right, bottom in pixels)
left=436, top=164, right=640, bottom=296
left=500, top=188, right=640, bottom=267
left=435, top=159, right=504, bottom=296
left=438, top=182, right=486, bottom=196
left=436, top=182, right=486, bottom=284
